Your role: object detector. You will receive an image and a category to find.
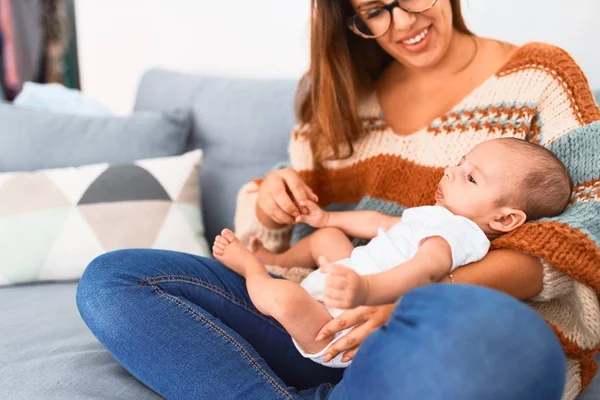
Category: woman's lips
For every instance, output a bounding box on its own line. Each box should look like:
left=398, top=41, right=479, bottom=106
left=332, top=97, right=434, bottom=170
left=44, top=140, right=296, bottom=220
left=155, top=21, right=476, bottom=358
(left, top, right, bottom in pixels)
left=396, top=25, right=432, bottom=53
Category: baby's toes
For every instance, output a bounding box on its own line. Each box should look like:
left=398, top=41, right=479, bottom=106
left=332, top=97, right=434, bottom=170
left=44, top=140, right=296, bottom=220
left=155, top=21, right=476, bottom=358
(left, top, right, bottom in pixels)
left=212, top=244, right=225, bottom=257
left=221, top=229, right=239, bottom=244
left=213, top=239, right=226, bottom=251
left=215, top=235, right=229, bottom=246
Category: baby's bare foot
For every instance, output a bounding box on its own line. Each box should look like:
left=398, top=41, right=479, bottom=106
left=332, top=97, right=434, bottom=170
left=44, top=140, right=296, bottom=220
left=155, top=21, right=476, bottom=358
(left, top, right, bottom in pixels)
left=249, top=236, right=279, bottom=265
left=213, top=229, right=263, bottom=277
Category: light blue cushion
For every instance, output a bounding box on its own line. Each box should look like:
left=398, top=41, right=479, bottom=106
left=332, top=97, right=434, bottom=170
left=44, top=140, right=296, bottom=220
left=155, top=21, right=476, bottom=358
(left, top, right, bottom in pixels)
left=0, top=104, right=191, bottom=172
left=134, top=70, right=297, bottom=242
left=0, top=282, right=162, bottom=399
left=594, top=89, right=600, bottom=105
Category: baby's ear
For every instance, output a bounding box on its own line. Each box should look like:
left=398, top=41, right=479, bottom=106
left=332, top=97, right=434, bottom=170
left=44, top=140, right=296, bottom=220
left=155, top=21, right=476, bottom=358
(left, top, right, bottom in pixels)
left=489, top=208, right=527, bottom=233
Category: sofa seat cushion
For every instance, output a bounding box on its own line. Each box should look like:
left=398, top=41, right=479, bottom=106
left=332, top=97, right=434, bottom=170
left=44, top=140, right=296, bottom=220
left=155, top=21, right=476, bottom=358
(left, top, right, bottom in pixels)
left=0, top=282, right=163, bottom=399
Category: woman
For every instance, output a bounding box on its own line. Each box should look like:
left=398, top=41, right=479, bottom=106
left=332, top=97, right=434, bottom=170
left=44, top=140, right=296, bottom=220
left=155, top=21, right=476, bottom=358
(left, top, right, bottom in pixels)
left=77, top=0, right=600, bottom=399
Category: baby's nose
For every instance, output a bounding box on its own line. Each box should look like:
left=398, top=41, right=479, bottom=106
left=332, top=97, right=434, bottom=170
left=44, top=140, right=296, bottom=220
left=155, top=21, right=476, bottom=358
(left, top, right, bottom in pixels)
left=444, top=166, right=454, bottom=181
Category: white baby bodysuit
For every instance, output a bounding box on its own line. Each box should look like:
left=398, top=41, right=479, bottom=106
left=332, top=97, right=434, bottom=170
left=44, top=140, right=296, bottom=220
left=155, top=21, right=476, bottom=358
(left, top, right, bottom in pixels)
left=296, top=205, right=491, bottom=367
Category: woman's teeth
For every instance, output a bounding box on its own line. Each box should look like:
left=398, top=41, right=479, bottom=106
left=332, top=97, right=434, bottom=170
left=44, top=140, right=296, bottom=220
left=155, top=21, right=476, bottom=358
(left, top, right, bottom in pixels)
left=403, top=28, right=429, bottom=45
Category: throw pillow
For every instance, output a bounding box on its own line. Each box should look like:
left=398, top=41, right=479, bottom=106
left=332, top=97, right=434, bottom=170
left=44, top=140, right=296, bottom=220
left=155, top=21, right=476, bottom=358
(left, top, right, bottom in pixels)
left=0, top=104, right=190, bottom=172
left=0, top=150, right=209, bottom=286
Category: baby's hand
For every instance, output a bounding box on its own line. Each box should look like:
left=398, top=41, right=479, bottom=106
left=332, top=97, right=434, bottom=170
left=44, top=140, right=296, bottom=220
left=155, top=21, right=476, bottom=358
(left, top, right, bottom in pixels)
left=295, top=200, right=329, bottom=228
left=319, top=257, right=368, bottom=309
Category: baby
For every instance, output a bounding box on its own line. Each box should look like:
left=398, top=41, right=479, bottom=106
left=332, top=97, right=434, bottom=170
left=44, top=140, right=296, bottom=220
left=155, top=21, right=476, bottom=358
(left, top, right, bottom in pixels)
left=212, top=138, right=572, bottom=368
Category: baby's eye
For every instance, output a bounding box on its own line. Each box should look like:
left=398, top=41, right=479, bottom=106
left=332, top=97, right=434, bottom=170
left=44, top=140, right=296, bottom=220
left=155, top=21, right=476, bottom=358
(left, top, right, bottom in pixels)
left=468, top=175, right=477, bottom=184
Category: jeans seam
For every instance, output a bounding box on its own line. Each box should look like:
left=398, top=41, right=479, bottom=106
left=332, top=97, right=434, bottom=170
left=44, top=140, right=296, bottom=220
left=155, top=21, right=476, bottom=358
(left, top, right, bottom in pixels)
left=142, top=281, right=294, bottom=400
left=140, top=274, right=287, bottom=333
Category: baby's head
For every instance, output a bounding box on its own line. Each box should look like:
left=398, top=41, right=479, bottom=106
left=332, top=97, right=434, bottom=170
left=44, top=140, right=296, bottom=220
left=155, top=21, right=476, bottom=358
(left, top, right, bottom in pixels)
left=435, top=138, right=572, bottom=238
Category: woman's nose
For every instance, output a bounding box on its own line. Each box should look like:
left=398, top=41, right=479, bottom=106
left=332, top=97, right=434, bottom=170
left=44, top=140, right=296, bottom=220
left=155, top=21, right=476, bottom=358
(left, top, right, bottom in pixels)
left=391, top=7, right=417, bottom=32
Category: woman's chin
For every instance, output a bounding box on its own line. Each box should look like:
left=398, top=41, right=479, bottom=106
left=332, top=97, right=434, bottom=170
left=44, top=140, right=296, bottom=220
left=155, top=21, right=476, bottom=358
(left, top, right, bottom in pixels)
left=392, top=48, right=444, bottom=71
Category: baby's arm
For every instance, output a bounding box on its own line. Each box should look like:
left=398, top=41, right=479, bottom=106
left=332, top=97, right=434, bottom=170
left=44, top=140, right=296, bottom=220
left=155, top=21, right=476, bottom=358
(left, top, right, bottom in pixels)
left=296, top=200, right=401, bottom=240
left=322, top=236, right=453, bottom=309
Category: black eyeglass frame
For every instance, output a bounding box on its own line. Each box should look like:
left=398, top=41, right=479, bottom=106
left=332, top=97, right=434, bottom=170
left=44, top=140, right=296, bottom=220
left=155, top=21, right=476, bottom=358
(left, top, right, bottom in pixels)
left=347, top=0, right=439, bottom=39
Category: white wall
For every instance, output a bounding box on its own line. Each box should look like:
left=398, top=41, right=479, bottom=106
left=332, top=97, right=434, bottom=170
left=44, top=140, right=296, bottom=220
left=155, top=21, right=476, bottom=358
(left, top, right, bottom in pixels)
left=462, top=0, right=600, bottom=88
left=75, top=0, right=311, bottom=114
left=75, top=0, right=600, bottom=114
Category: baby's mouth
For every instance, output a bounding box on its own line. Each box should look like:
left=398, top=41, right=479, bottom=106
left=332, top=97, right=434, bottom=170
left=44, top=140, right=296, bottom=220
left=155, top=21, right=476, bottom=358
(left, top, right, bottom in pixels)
left=434, top=184, right=444, bottom=201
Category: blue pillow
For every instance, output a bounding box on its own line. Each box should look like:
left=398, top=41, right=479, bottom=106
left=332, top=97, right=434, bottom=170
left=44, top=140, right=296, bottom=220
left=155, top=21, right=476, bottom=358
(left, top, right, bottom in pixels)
left=594, top=90, right=600, bottom=105
left=0, top=104, right=191, bottom=172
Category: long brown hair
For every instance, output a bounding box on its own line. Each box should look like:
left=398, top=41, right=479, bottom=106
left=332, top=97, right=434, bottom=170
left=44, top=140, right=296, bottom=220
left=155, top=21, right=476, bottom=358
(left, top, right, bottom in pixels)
left=297, top=0, right=472, bottom=165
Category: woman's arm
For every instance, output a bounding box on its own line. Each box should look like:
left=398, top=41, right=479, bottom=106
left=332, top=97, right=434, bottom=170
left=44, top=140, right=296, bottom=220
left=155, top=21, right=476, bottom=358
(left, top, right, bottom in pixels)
left=438, top=249, right=544, bottom=300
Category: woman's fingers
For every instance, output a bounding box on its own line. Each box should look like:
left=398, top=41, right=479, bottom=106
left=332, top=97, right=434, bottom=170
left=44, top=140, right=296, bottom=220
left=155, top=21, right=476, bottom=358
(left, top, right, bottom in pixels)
left=340, top=347, right=358, bottom=363
left=323, top=311, right=381, bottom=361
left=322, top=333, right=360, bottom=362
left=315, top=307, right=369, bottom=340
left=260, top=196, right=295, bottom=225
left=273, top=191, right=300, bottom=217
left=280, top=168, right=318, bottom=207
left=258, top=168, right=318, bottom=225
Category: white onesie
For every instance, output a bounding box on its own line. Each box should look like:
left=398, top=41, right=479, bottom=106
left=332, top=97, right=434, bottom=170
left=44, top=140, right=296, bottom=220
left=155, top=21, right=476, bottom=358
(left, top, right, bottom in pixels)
left=295, top=205, right=491, bottom=368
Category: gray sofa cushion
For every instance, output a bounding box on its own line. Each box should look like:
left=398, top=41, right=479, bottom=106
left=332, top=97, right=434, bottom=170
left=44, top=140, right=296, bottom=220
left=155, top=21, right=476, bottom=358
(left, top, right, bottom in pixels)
left=0, top=104, right=190, bottom=172
left=0, top=282, right=162, bottom=399
left=134, top=70, right=297, bottom=242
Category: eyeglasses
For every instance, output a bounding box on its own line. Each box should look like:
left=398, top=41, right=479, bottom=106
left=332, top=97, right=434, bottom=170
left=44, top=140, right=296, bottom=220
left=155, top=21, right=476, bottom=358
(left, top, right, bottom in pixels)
left=347, top=0, right=438, bottom=39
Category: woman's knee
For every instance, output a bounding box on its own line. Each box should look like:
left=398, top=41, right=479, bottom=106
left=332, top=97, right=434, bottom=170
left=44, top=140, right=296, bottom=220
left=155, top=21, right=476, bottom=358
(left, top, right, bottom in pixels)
left=77, top=249, right=210, bottom=322
left=342, top=284, right=566, bottom=399
left=77, top=249, right=154, bottom=324
left=78, top=249, right=155, bottom=293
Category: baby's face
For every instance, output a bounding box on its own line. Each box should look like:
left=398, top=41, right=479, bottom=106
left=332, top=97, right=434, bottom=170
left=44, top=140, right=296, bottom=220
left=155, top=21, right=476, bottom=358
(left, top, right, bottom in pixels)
left=435, top=140, right=519, bottom=228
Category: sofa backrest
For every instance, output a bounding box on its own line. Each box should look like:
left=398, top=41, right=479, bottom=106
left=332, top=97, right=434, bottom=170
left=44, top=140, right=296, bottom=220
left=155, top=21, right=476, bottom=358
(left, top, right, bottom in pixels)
left=134, top=69, right=298, bottom=243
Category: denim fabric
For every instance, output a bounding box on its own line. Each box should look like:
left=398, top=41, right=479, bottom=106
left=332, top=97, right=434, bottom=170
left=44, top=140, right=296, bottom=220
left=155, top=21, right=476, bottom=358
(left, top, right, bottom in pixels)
left=77, top=250, right=566, bottom=400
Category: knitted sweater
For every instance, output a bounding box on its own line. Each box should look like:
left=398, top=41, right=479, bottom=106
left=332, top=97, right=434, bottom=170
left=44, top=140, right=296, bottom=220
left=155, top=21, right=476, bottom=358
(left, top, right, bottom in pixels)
left=234, top=42, right=600, bottom=399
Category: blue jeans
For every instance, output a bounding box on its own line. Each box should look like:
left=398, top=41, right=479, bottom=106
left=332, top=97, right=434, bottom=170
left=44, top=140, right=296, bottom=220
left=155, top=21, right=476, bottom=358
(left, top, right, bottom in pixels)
left=76, top=249, right=566, bottom=400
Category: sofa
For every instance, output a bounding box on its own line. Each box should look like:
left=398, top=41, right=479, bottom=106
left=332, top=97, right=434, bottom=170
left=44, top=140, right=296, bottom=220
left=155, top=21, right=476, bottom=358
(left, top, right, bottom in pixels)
left=1, top=70, right=599, bottom=400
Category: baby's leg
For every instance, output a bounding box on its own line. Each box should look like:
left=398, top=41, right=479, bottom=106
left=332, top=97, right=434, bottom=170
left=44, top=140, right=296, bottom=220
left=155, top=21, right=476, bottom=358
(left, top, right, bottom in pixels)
left=252, top=227, right=354, bottom=269
left=214, top=229, right=335, bottom=354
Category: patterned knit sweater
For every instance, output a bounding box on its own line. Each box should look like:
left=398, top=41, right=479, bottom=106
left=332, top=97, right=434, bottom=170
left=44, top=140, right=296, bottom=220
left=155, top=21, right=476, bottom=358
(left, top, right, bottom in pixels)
left=234, top=42, right=600, bottom=400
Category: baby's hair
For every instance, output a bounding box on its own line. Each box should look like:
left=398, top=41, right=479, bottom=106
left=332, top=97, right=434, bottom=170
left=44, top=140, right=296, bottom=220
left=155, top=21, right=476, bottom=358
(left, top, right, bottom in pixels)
left=495, top=138, right=572, bottom=220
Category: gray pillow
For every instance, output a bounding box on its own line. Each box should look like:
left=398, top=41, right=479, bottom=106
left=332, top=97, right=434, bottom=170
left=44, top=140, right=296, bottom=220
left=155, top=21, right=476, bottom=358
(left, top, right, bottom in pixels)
left=0, top=104, right=191, bottom=172
left=190, top=78, right=296, bottom=243
left=133, top=69, right=297, bottom=243
left=594, top=89, right=600, bottom=105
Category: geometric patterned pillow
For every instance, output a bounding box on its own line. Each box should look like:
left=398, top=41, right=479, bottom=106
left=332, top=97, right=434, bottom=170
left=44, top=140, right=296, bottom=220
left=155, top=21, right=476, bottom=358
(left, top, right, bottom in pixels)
left=0, top=150, right=210, bottom=286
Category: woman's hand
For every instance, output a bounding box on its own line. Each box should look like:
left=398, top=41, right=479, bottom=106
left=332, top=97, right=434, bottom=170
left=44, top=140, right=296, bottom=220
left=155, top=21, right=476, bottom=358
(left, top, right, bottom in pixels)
left=315, top=303, right=395, bottom=363
left=256, top=168, right=318, bottom=228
